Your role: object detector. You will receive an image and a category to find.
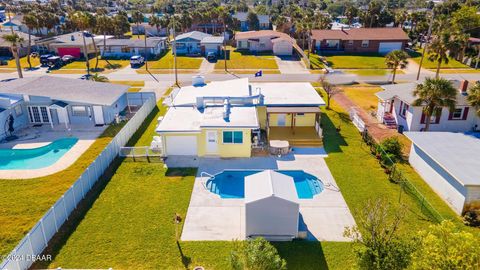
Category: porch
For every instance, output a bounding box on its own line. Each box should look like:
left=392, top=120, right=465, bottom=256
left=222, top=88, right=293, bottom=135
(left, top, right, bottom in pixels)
left=269, top=126, right=323, bottom=147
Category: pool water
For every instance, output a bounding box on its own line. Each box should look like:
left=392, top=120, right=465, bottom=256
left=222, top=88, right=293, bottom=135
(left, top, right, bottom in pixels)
left=0, top=138, right=79, bottom=170
left=205, top=170, right=324, bottom=199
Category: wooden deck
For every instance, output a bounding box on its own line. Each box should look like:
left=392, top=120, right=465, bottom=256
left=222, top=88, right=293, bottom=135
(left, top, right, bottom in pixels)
left=268, top=127, right=322, bottom=147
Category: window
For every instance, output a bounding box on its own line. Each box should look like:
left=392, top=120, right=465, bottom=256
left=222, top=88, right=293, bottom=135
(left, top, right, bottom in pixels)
left=72, top=106, right=87, bottom=116
left=14, top=105, right=22, bottom=116
left=121, top=46, right=130, bottom=53
left=348, top=40, right=354, bottom=46
left=361, top=40, right=369, bottom=48
left=449, top=107, right=467, bottom=120
left=399, top=102, right=409, bottom=118
left=223, top=131, right=243, bottom=144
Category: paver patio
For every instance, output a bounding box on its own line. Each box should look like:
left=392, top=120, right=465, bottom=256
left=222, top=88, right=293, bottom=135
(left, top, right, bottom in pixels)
left=177, top=148, right=356, bottom=242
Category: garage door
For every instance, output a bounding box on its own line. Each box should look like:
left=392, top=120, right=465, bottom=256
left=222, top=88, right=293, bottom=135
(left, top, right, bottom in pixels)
left=57, top=47, right=81, bottom=58
left=204, top=44, right=218, bottom=54
left=273, top=42, right=292, bottom=56
left=166, top=136, right=198, bottom=156
left=378, top=42, right=403, bottom=54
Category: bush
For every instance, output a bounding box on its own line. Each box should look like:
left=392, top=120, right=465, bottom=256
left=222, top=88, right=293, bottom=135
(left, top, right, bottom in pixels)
left=379, top=137, right=403, bottom=162
left=230, top=237, right=287, bottom=270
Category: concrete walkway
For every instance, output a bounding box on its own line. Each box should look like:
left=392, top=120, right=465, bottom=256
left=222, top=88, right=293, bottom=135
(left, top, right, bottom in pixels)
left=275, top=56, right=309, bottom=74
left=178, top=149, right=356, bottom=241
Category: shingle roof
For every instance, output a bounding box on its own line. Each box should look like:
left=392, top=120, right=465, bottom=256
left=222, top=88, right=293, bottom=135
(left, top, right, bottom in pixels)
left=0, top=76, right=128, bottom=106
left=97, top=37, right=167, bottom=48
left=311, top=28, right=409, bottom=41
left=175, top=31, right=211, bottom=42
left=233, top=12, right=270, bottom=24
left=235, top=30, right=290, bottom=40
left=245, top=170, right=299, bottom=204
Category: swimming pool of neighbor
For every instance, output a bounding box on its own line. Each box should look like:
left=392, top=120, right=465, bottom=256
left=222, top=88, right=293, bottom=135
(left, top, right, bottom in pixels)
left=0, top=138, right=79, bottom=170
left=205, top=170, right=324, bottom=199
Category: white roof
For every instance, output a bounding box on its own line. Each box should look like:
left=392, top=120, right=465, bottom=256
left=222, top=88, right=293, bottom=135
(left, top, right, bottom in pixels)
left=200, top=36, right=224, bottom=44
left=156, top=106, right=259, bottom=132
left=251, top=82, right=325, bottom=106
left=405, top=132, right=480, bottom=186
left=245, top=170, right=299, bottom=204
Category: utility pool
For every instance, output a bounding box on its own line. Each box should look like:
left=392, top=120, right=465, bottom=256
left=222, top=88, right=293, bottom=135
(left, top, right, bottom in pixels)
left=205, top=170, right=324, bottom=199
left=0, top=138, right=78, bottom=170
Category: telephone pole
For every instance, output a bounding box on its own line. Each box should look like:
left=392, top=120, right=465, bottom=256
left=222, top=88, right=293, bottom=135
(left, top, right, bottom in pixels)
left=416, top=11, right=435, bottom=81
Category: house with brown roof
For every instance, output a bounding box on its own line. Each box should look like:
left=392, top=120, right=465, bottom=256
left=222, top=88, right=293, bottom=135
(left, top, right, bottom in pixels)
left=311, top=28, right=409, bottom=54
left=234, top=30, right=294, bottom=56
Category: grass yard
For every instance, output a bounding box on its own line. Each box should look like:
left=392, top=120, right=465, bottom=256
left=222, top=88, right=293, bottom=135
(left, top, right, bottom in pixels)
left=0, top=123, right=126, bottom=257
left=340, top=84, right=382, bottom=112
left=409, top=49, right=470, bottom=69
left=147, top=49, right=203, bottom=69
left=214, top=48, right=278, bottom=70
left=0, top=56, right=40, bottom=69
left=308, top=52, right=324, bottom=70
left=324, top=53, right=387, bottom=69
left=110, top=80, right=145, bottom=92
left=61, top=58, right=129, bottom=72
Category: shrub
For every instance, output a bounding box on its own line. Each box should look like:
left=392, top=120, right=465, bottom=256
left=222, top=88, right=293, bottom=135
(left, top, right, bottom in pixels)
left=379, top=137, right=403, bottom=162
left=230, top=237, right=287, bottom=270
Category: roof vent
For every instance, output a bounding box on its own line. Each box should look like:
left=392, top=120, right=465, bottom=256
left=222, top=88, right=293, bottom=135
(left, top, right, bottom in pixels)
left=71, top=35, right=75, bottom=41
left=192, top=75, right=205, bottom=87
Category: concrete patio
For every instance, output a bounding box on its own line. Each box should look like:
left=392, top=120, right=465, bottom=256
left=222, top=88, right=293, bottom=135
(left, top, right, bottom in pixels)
left=178, top=148, right=356, bottom=242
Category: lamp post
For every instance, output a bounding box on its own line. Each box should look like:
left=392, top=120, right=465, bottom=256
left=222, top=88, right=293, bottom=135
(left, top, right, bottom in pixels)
left=224, top=24, right=228, bottom=72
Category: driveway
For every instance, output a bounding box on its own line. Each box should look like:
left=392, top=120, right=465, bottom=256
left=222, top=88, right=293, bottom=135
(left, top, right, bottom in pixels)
left=199, top=58, right=215, bottom=74
left=275, top=55, right=309, bottom=74
left=179, top=148, right=356, bottom=241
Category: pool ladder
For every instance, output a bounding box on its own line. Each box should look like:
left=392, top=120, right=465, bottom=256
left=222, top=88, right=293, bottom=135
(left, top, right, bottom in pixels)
left=200, top=171, right=215, bottom=191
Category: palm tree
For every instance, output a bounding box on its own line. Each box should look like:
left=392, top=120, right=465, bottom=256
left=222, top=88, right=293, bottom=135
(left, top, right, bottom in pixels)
left=90, top=73, right=109, bottom=82
left=412, top=78, right=457, bottom=131
left=132, top=10, right=144, bottom=39
left=467, top=82, right=480, bottom=117
left=95, top=15, right=113, bottom=66
left=148, top=15, right=162, bottom=37
left=385, top=50, right=408, bottom=84
left=71, top=11, right=92, bottom=76
left=427, top=31, right=455, bottom=78
left=22, top=13, right=38, bottom=70
left=2, top=33, right=24, bottom=78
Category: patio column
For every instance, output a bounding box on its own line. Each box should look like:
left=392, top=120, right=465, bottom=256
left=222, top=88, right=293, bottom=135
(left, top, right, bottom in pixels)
left=46, top=108, right=54, bottom=129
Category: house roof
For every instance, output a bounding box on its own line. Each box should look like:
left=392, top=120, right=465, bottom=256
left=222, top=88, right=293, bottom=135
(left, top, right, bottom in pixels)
left=40, top=31, right=96, bottom=46
left=175, top=31, right=211, bottom=42
left=251, top=82, right=325, bottom=106
left=0, top=31, right=36, bottom=47
left=156, top=106, right=259, bottom=132
left=235, top=30, right=291, bottom=40
left=0, top=76, right=128, bottom=106
left=245, top=170, right=299, bottom=204
left=405, top=132, right=480, bottom=186
left=311, top=27, right=409, bottom=41
left=200, top=36, right=224, bottom=44
left=233, top=12, right=270, bottom=24
left=377, top=81, right=471, bottom=106
left=97, top=37, right=167, bottom=48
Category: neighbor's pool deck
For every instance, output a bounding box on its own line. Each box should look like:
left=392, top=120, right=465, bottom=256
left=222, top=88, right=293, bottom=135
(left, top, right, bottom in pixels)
left=169, top=148, right=356, bottom=242
left=0, top=125, right=106, bottom=179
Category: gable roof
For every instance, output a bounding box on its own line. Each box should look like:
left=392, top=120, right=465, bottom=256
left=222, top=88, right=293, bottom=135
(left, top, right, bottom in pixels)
left=235, top=30, right=290, bottom=40
left=233, top=12, right=270, bottom=24
left=175, top=31, right=211, bottom=42
left=200, top=36, right=224, bottom=44
left=405, top=132, right=480, bottom=186
left=245, top=170, right=299, bottom=204
left=0, top=31, right=36, bottom=47
left=311, top=27, right=409, bottom=41
left=98, top=37, right=167, bottom=48
left=0, top=76, right=128, bottom=106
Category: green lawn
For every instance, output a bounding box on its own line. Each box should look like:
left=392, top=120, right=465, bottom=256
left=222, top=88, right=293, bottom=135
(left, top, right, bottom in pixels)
left=0, top=56, right=40, bottom=69
left=110, top=80, right=145, bottom=92
left=341, top=85, right=382, bottom=112
left=409, top=49, right=470, bottom=69
left=214, top=48, right=278, bottom=70
left=147, top=49, right=203, bottom=69
left=307, top=52, right=324, bottom=70
left=0, top=123, right=125, bottom=257
left=61, top=58, right=129, bottom=72
left=324, top=53, right=387, bottom=69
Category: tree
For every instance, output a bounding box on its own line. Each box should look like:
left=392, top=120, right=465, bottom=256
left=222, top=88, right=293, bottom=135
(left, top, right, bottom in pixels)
left=230, top=238, right=287, bottom=270
left=385, top=50, right=408, bottom=84
left=71, top=11, right=92, bottom=75
left=132, top=10, right=145, bottom=38
left=95, top=15, right=113, bottom=67
left=22, top=13, right=38, bottom=70
left=467, top=82, right=480, bottom=117
left=412, top=78, right=457, bottom=131
left=319, top=76, right=341, bottom=109
left=427, top=31, right=456, bottom=78
left=90, top=73, right=109, bottom=82
left=113, top=13, right=130, bottom=37
left=344, top=198, right=415, bottom=270
left=148, top=15, right=162, bottom=37
left=2, top=33, right=23, bottom=78
left=247, top=11, right=259, bottom=31
left=413, top=220, right=480, bottom=269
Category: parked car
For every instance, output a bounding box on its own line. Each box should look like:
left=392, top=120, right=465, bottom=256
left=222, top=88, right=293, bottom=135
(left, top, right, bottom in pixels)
left=47, top=56, right=64, bottom=68
left=130, top=55, right=145, bottom=68
left=61, top=55, right=75, bottom=63
left=206, top=52, right=217, bottom=62
left=40, top=54, right=54, bottom=66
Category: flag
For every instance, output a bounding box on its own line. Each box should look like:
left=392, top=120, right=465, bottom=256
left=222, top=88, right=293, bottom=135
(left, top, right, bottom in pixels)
left=255, top=70, right=262, bottom=77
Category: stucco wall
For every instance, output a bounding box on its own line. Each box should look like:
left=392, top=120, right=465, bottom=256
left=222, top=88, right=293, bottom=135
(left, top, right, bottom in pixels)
left=197, top=128, right=251, bottom=157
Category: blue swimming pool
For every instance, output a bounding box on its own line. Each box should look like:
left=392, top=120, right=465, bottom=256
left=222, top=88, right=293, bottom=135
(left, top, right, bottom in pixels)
left=205, top=170, right=324, bottom=199
left=0, top=138, right=79, bottom=170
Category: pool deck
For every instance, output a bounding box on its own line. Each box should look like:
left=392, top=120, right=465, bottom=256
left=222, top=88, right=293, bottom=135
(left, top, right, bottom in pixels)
left=177, top=147, right=356, bottom=242
left=0, top=125, right=106, bottom=179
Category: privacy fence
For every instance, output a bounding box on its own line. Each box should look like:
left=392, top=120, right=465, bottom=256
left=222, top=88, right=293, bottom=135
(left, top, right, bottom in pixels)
left=1, top=93, right=156, bottom=270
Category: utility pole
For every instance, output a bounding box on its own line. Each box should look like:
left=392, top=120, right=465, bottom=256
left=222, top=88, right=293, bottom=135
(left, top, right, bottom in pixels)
left=416, top=11, right=435, bottom=81
left=172, top=13, right=179, bottom=87
left=144, top=35, right=148, bottom=71
left=224, top=24, right=228, bottom=72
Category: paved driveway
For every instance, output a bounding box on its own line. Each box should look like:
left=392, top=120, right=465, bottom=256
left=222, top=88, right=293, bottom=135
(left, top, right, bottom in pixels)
left=179, top=148, right=356, bottom=241
left=275, top=56, right=309, bottom=74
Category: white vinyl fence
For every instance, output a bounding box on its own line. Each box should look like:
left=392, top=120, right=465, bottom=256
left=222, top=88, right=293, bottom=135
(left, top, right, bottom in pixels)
left=1, top=94, right=156, bottom=270
left=349, top=108, right=366, bottom=132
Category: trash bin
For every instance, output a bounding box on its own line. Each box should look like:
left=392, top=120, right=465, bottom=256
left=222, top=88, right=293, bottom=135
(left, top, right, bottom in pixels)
left=397, top=125, right=404, bottom=134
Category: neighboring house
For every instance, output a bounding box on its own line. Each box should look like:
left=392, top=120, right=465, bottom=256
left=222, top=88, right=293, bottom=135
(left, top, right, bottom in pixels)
left=311, top=27, right=409, bottom=54
left=35, top=32, right=102, bottom=58
left=174, top=31, right=223, bottom=55
left=1, top=14, right=60, bottom=36
left=0, top=31, right=38, bottom=58
left=189, top=23, right=224, bottom=34
left=97, top=37, right=168, bottom=58
left=0, top=76, right=129, bottom=140
left=375, top=81, right=480, bottom=132
left=155, top=77, right=325, bottom=157
left=233, top=12, right=271, bottom=31
left=131, top=23, right=168, bottom=36
left=235, top=30, right=295, bottom=56
left=405, top=132, right=480, bottom=214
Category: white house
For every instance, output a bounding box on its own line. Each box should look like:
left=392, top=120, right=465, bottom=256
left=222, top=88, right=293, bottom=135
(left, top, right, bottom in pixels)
left=405, top=132, right=480, bottom=214
left=97, top=37, right=168, bottom=58
left=235, top=30, right=294, bottom=56
left=375, top=81, right=479, bottom=132
left=233, top=12, right=271, bottom=31
left=245, top=170, right=299, bottom=241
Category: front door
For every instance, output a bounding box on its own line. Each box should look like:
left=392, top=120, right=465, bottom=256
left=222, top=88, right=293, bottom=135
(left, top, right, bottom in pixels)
left=27, top=106, right=50, bottom=124
left=206, top=131, right=218, bottom=154
left=277, top=114, right=286, bottom=126
left=93, top=106, right=105, bottom=126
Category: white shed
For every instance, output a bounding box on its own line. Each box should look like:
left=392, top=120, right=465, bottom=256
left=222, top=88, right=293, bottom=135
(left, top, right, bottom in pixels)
left=245, top=170, right=299, bottom=241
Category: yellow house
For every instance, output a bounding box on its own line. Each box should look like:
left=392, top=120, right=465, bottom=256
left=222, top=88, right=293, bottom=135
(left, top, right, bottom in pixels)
left=156, top=78, right=325, bottom=157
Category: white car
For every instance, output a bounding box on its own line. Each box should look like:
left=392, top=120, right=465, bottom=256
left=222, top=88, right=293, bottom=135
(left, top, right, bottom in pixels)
left=130, top=55, right=145, bottom=68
